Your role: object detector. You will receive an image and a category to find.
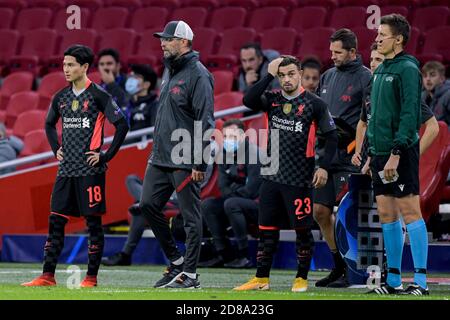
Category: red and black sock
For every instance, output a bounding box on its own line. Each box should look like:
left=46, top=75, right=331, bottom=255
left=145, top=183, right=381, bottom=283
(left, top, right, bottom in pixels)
left=295, top=228, right=314, bottom=280
left=255, top=229, right=280, bottom=278
left=43, top=214, right=68, bottom=274
left=86, top=216, right=104, bottom=276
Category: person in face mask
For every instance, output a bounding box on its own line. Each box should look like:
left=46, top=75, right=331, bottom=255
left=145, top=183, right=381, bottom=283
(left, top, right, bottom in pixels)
left=200, top=119, right=262, bottom=269
left=125, top=64, right=159, bottom=132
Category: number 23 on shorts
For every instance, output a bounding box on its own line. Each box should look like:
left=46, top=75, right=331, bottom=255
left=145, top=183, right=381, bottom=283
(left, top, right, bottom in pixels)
left=294, top=197, right=311, bottom=220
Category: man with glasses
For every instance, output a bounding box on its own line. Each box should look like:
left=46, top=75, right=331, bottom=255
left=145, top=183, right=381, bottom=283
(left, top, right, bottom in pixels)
left=139, top=21, right=215, bottom=289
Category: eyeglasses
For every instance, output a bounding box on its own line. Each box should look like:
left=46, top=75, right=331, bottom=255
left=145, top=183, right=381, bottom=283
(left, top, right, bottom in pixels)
left=160, top=37, right=180, bottom=43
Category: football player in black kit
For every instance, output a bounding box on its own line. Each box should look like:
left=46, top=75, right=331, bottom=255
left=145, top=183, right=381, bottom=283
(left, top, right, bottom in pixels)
left=234, top=56, right=338, bottom=292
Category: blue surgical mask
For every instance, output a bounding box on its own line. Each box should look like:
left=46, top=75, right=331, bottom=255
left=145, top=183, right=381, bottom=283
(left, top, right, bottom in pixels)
left=223, top=139, right=239, bottom=153
left=125, top=77, right=140, bottom=95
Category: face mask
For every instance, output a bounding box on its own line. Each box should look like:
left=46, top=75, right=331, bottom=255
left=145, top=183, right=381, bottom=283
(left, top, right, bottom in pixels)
left=125, top=77, right=140, bottom=95
left=223, top=139, right=239, bottom=153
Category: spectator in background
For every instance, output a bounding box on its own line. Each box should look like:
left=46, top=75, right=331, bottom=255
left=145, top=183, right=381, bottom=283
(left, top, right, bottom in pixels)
left=97, top=48, right=128, bottom=111
left=300, top=56, right=322, bottom=93
left=421, top=61, right=450, bottom=128
left=238, top=43, right=279, bottom=94
left=125, top=64, right=159, bottom=131
left=0, top=123, right=24, bottom=175
left=200, top=119, right=261, bottom=269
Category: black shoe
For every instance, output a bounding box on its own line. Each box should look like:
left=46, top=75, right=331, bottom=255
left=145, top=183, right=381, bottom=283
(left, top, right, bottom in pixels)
left=153, top=263, right=184, bottom=288
left=223, top=257, right=252, bottom=268
left=197, top=256, right=224, bottom=268
left=327, top=275, right=350, bottom=288
left=128, top=203, right=141, bottom=216
left=166, top=273, right=201, bottom=289
left=401, top=284, right=429, bottom=296
left=315, top=269, right=345, bottom=287
left=367, top=284, right=404, bottom=295
left=101, top=252, right=131, bottom=266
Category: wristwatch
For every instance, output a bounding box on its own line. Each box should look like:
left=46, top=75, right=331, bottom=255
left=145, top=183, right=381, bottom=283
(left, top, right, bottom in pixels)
left=391, top=148, right=401, bottom=156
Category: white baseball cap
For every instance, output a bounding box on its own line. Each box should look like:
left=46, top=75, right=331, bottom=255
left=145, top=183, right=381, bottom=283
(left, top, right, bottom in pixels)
left=154, top=20, right=194, bottom=41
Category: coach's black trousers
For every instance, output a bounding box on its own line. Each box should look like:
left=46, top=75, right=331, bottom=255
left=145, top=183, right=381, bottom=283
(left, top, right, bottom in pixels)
left=139, top=164, right=202, bottom=274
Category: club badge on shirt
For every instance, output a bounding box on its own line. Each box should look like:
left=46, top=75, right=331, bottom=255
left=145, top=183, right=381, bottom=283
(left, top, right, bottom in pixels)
left=283, top=103, right=292, bottom=115
left=71, top=100, right=79, bottom=111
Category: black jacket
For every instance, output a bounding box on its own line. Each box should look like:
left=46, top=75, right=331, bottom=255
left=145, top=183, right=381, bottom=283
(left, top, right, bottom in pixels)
left=150, top=51, right=215, bottom=172
left=218, top=139, right=262, bottom=200
left=129, top=92, right=159, bottom=131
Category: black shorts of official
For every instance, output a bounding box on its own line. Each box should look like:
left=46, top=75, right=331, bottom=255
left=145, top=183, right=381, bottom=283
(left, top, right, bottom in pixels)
left=370, top=143, right=420, bottom=198
left=259, top=179, right=313, bottom=230
left=313, top=171, right=352, bottom=209
left=51, top=173, right=106, bottom=217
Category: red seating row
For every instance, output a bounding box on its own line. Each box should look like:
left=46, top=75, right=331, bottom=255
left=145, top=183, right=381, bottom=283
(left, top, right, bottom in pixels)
left=0, top=6, right=449, bottom=33
left=2, top=25, right=449, bottom=76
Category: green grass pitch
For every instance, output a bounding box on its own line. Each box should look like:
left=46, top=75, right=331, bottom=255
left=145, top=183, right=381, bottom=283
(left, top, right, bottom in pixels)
left=0, top=263, right=449, bottom=300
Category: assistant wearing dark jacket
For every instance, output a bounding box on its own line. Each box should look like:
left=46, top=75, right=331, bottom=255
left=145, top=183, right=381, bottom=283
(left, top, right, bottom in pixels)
left=150, top=51, right=215, bottom=172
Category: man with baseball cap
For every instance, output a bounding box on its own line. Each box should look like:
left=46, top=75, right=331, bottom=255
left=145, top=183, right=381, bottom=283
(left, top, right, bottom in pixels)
left=139, top=21, right=215, bottom=289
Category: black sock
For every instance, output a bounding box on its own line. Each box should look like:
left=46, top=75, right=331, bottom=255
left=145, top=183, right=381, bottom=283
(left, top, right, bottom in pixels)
left=43, top=214, right=68, bottom=274
left=331, top=249, right=345, bottom=272
left=238, top=247, right=248, bottom=259
left=218, top=245, right=235, bottom=263
left=256, top=229, right=279, bottom=278
left=86, top=216, right=104, bottom=276
left=295, top=229, right=314, bottom=279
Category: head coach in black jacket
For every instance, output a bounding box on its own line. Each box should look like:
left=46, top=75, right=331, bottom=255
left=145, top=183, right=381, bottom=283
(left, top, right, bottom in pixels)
left=139, top=21, right=215, bottom=289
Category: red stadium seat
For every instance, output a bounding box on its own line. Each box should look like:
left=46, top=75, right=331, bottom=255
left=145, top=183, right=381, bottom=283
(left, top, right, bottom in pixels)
left=352, top=27, right=378, bottom=65
left=0, top=71, right=34, bottom=110
left=108, top=0, right=143, bottom=11
left=170, top=7, right=208, bottom=28
left=68, top=0, right=103, bottom=11
left=98, top=29, right=138, bottom=62
left=421, top=26, right=450, bottom=62
left=288, top=7, right=328, bottom=33
left=12, top=110, right=47, bottom=140
left=248, top=7, right=287, bottom=32
left=142, top=0, right=181, bottom=10
left=226, top=0, right=260, bottom=10
left=21, top=129, right=51, bottom=157
left=37, top=72, right=68, bottom=110
left=0, top=0, right=27, bottom=11
left=52, top=7, right=91, bottom=33
left=191, top=28, right=218, bottom=61
left=129, top=7, right=169, bottom=32
left=329, top=7, right=367, bottom=29
left=14, top=8, right=53, bottom=33
left=380, top=6, right=410, bottom=20
left=412, top=7, right=450, bottom=31
left=296, top=27, right=335, bottom=65
left=405, top=27, right=420, bottom=55
left=0, top=92, right=39, bottom=128
left=246, top=114, right=268, bottom=149
left=9, top=29, right=58, bottom=75
left=206, top=27, right=257, bottom=71
left=187, top=0, right=220, bottom=10
left=212, top=70, right=233, bottom=95
left=261, top=28, right=297, bottom=56
left=301, top=0, right=338, bottom=11
left=379, top=0, right=420, bottom=11
left=91, top=7, right=129, bottom=31
left=208, top=7, right=247, bottom=32
left=340, top=0, right=380, bottom=6
left=263, top=0, right=298, bottom=10
left=214, top=92, right=244, bottom=111
left=200, top=164, right=221, bottom=199
left=88, top=71, right=102, bottom=84
left=104, top=121, right=116, bottom=137
left=130, top=29, right=163, bottom=67
left=428, top=0, right=450, bottom=5
left=0, top=8, right=14, bottom=29
left=0, top=30, right=19, bottom=64
left=419, top=121, right=450, bottom=221
left=29, top=0, right=66, bottom=9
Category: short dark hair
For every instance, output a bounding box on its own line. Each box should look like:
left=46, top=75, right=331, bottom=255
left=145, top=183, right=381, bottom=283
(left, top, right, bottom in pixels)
left=240, top=42, right=263, bottom=57
left=380, top=14, right=410, bottom=46
left=330, top=28, right=358, bottom=51
left=422, top=61, right=446, bottom=77
left=130, top=64, right=158, bottom=91
left=370, top=42, right=378, bottom=52
left=279, top=55, right=301, bottom=70
left=64, top=44, right=94, bottom=68
left=98, top=48, right=121, bottom=63
left=223, top=118, right=245, bottom=131
left=301, top=56, right=322, bottom=72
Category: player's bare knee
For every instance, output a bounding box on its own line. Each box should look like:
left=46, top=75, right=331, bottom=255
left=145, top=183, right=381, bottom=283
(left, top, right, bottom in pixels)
left=313, top=204, right=331, bottom=224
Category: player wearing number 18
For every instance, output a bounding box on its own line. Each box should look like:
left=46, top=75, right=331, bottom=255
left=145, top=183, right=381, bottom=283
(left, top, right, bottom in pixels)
left=21, top=45, right=129, bottom=288
left=234, top=56, right=338, bottom=292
